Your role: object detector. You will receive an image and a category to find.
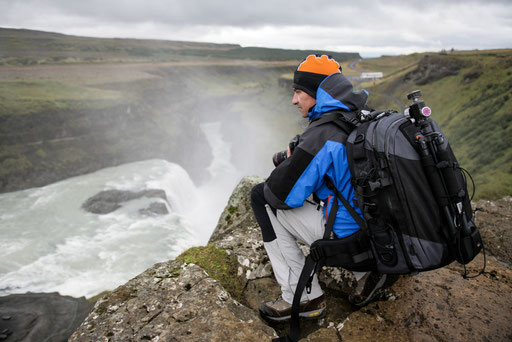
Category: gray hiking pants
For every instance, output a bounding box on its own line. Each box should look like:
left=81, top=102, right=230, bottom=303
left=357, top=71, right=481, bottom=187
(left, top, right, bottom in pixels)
left=263, top=201, right=325, bottom=304
left=263, top=201, right=367, bottom=304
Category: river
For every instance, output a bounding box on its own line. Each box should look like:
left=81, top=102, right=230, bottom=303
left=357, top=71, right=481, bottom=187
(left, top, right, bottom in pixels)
left=0, top=122, right=244, bottom=298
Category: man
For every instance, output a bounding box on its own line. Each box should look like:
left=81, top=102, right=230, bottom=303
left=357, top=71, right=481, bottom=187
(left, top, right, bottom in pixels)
left=250, top=54, right=384, bottom=322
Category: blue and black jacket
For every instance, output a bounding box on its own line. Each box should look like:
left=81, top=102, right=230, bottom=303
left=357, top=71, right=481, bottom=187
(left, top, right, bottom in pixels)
left=263, top=73, right=368, bottom=238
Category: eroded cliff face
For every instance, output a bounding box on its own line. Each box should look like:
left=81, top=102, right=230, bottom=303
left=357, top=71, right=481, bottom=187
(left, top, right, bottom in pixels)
left=70, top=178, right=512, bottom=341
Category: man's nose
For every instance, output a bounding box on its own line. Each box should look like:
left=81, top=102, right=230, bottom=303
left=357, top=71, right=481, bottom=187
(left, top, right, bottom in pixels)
left=292, top=93, right=298, bottom=104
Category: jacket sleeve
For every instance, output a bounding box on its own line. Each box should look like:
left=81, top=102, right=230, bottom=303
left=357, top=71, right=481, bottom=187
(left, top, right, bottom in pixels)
left=264, top=145, right=315, bottom=209
left=264, top=136, right=338, bottom=209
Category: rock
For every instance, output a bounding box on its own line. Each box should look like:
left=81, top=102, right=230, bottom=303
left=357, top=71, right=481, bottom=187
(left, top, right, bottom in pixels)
left=209, top=176, right=275, bottom=284
left=0, top=292, right=93, bottom=342
left=473, top=196, right=512, bottom=265
left=340, top=255, right=512, bottom=342
left=303, top=326, right=340, bottom=341
left=69, top=261, right=276, bottom=341
left=462, top=71, right=482, bottom=84
left=138, top=202, right=169, bottom=216
left=209, top=175, right=264, bottom=244
left=82, top=189, right=168, bottom=214
left=209, top=177, right=274, bottom=280
left=403, top=55, right=469, bottom=85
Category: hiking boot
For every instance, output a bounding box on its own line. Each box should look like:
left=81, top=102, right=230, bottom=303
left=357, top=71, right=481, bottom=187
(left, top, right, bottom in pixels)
left=383, top=274, right=400, bottom=289
left=259, top=294, right=326, bottom=322
left=348, top=271, right=387, bottom=307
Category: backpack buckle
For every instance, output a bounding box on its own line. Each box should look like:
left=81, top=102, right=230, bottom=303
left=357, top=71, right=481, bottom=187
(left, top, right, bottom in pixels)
left=369, top=180, right=382, bottom=191
left=369, top=178, right=392, bottom=191
left=309, top=246, right=324, bottom=262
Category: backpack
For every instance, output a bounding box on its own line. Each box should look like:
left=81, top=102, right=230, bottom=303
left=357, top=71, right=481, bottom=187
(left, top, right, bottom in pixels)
left=274, top=90, right=484, bottom=342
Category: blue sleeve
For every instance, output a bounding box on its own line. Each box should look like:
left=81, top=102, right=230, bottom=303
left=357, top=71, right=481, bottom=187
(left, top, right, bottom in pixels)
left=284, top=140, right=344, bottom=207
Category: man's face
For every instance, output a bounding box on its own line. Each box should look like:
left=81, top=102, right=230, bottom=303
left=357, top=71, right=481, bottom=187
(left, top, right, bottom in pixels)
left=292, top=89, right=316, bottom=118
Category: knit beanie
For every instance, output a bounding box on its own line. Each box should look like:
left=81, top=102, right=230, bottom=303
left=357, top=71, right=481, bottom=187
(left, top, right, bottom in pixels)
left=293, top=54, right=342, bottom=98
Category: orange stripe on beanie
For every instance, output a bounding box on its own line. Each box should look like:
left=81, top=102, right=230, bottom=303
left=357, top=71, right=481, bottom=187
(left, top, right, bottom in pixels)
left=297, top=55, right=341, bottom=75
left=293, top=54, right=342, bottom=98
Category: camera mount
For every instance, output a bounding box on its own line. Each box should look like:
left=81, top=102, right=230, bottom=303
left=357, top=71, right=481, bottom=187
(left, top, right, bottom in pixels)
left=407, top=90, right=432, bottom=124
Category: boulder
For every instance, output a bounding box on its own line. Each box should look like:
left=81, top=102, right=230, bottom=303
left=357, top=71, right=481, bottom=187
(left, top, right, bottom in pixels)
left=82, top=189, right=169, bottom=214
left=209, top=175, right=263, bottom=244
left=138, top=202, right=169, bottom=216
left=0, top=292, right=93, bottom=342
left=69, top=260, right=276, bottom=341
left=208, top=176, right=274, bottom=281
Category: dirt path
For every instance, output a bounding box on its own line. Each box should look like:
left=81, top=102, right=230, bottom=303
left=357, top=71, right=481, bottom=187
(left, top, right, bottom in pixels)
left=346, top=59, right=366, bottom=88
left=348, top=59, right=365, bottom=73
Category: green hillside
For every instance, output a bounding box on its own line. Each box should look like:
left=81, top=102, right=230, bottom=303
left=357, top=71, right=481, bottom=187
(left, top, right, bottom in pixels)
left=361, top=50, right=512, bottom=200
left=0, top=28, right=360, bottom=66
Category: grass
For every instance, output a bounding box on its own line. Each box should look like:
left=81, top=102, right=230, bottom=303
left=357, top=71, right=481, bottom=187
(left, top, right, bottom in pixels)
left=358, top=53, right=426, bottom=77
left=0, top=27, right=360, bottom=66
left=0, top=80, right=126, bottom=115
left=176, top=244, right=246, bottom=302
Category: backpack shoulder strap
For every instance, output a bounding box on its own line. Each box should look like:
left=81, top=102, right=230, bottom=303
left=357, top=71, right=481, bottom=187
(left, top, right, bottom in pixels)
left=308, top=111, right=360, bottom=134
left=324, top=175, right=367, bottom=235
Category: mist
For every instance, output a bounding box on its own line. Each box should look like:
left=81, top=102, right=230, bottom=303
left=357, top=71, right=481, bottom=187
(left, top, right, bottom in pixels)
left=138, top=62, right=304, bottom=185
left=149, top=61, right=305, bottom=212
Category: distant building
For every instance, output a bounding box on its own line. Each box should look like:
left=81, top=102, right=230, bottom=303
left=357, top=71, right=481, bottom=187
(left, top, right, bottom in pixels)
left=361, top=72, right=383, bottom=80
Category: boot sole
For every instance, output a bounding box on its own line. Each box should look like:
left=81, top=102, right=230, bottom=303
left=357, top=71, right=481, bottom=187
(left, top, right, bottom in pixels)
left=349, top=274, right=387, bottom=307
left=259, top=307, right=326, bottom=322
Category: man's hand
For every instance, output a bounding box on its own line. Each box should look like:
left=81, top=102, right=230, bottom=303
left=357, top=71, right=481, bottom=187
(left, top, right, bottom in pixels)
left=288, top=135, right=300, bottom=158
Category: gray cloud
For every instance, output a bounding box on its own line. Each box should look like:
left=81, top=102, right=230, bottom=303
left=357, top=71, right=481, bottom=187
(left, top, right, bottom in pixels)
left=1, top=0, right=511, bottom=56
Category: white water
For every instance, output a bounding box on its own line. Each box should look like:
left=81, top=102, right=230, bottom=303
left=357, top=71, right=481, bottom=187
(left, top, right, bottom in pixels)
left=0, top=122, right=243, bottom=298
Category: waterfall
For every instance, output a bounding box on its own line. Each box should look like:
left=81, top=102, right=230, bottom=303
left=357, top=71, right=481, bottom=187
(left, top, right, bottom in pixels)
left=0, top=121, right=242, bottom=298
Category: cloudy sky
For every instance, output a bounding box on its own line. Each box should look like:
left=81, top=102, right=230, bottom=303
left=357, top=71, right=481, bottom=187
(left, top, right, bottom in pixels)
left=1, top=0, right=511, bottom=57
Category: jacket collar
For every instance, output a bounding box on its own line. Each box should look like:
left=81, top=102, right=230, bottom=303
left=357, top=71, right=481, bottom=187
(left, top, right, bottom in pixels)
left=308, top=73, right=369, bottom=121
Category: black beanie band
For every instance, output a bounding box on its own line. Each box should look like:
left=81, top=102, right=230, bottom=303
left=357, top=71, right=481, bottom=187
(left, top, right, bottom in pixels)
left=293, top=71, right=328, bottom=99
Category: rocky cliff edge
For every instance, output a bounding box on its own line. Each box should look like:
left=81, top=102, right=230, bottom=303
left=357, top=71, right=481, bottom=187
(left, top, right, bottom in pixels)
left=70, top=177, right=512, bottom=342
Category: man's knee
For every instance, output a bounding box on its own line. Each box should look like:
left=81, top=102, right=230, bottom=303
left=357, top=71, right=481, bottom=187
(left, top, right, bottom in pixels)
left=251, top=183, right=277, bottom=216
left=250, top=183, right=277, bottom=242
left=250, top=183, right=265, bottom=209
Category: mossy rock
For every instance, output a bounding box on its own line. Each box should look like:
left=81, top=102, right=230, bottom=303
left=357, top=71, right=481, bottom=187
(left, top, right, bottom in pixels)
left=177, top=244, right=247, bottom=302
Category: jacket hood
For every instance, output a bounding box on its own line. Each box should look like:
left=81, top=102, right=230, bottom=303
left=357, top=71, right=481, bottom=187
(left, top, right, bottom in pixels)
left=308, top=73, right=369, bottom=120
